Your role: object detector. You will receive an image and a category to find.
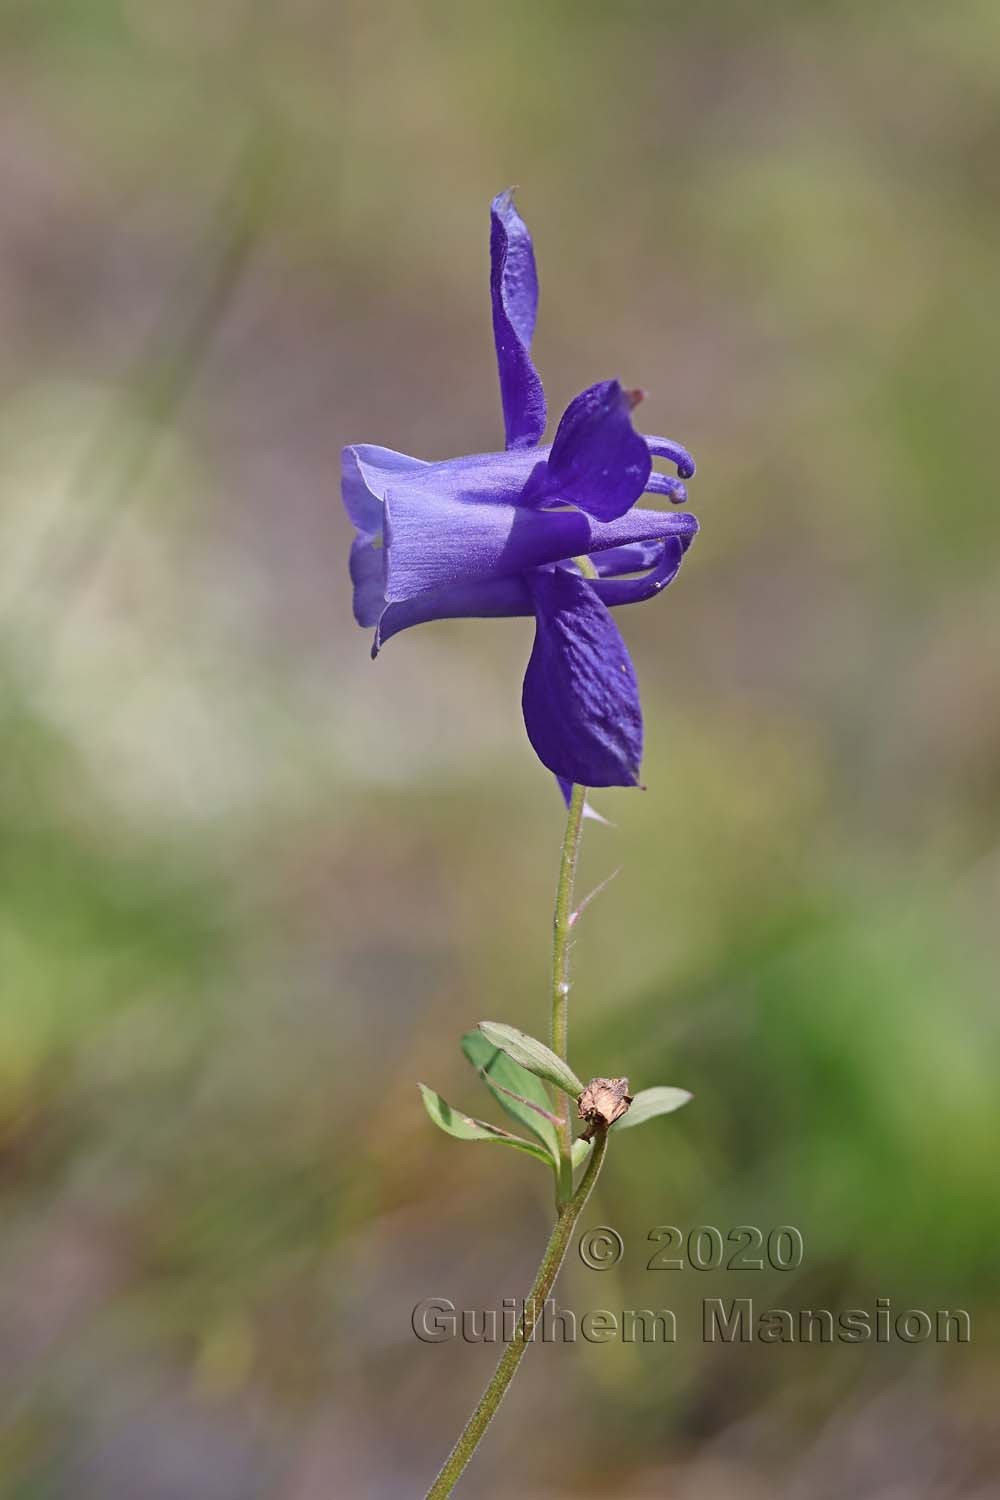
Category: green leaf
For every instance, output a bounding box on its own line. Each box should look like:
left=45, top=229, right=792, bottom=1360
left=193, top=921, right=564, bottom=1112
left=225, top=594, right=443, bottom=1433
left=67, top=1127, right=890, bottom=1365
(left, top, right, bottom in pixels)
left=614, top=1085, right=693, bottom=1130
left=461, top=1031, right=560, bottom=1164
left=571, top=1136, right=592, bottom=1171
left=477, top=1022, right=585, bottom=1098
left=417, top=1084, right=552, bottom=1164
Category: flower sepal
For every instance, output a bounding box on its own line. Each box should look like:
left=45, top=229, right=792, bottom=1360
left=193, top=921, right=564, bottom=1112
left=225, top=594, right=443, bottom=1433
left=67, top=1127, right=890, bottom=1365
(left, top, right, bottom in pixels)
left=342, top=193, right=699, bottom=793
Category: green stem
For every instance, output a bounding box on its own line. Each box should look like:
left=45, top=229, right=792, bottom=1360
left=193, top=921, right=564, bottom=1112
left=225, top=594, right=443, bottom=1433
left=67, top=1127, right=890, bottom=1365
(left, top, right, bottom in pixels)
left=423, top=1127, right=609, bottom=1500
left=551, top=783, right=587, bottom=1202
left=423, top=786, right=594, bottom=1496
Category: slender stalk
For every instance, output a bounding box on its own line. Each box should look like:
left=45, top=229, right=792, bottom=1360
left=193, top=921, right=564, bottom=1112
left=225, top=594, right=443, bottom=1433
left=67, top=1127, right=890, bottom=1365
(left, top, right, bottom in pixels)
left=424, top=787, right=595, bottom=1496
left=424, top=1127, right=609, bottom=1500
left=551, top=783, right=587, bottom=1201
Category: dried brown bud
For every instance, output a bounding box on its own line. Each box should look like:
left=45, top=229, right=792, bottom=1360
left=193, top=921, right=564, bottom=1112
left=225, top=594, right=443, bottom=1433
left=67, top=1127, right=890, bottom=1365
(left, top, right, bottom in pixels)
left=577, top=1077, right=632, bottom=1142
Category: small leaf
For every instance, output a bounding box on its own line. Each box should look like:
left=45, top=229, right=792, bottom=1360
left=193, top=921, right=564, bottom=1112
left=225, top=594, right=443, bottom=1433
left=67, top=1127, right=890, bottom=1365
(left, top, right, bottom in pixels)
left=461, top=1032, right=560, bottom=1163
left=571, top=1137, right=592, bottom=1171
left=613, top=1085, right=692, bottom=1130
left=417, top=1084, right=552, bottom=1164
left=478, top=1022, right=585, bottom=1098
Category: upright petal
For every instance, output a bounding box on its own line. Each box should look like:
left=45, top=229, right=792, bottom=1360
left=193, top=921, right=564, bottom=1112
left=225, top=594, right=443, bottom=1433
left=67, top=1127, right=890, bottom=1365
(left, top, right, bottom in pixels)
left=522, top=567, right=643, bottom=788
left=539, top=380, right=652, bottom=521
left=491, top=191, right=547, bottom=451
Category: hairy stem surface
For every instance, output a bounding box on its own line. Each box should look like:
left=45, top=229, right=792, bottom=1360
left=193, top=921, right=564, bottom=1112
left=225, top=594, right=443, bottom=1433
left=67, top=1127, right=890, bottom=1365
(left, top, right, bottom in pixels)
left=551, top=783, right=586, bottom=1201
left=423, top=786, right=594, bottom=1496
left=423, top=1128, right=608, bottom=1500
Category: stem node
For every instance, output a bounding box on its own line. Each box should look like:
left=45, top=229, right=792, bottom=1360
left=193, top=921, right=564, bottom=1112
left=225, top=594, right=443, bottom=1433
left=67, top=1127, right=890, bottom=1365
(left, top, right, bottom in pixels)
left=422, top=786, right=595, bottom=1498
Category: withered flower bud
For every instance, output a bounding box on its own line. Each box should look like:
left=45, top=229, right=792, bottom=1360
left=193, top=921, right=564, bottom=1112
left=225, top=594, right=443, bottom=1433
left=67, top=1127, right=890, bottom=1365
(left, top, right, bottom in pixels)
left=577, top=1077, right=632, bottom=1142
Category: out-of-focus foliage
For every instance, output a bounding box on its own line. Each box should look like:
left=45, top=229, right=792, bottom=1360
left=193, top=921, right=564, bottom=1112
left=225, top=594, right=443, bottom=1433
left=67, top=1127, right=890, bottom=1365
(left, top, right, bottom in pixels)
left=1, top=1, right=998, bottom=1495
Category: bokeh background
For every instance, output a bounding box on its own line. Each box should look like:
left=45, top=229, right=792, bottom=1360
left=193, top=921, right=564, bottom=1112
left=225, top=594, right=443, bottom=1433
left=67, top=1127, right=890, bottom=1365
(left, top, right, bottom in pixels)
left=2, top=1, right=999, bottom=1496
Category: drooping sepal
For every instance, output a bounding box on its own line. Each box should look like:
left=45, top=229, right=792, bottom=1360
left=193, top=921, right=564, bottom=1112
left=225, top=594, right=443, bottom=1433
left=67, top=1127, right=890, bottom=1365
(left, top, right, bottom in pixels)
left=522, top=567, right=643, bottom=788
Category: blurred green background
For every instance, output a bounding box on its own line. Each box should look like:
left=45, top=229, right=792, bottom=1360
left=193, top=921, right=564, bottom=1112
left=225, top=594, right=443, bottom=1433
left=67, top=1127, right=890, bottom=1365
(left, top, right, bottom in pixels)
left=1, top=1, right=998, bottom=1495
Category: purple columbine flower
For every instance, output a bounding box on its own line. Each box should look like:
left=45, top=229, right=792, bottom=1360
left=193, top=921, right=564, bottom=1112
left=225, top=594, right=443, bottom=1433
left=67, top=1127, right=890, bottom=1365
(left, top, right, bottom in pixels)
left=342, top=192, right=698, bottom=790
